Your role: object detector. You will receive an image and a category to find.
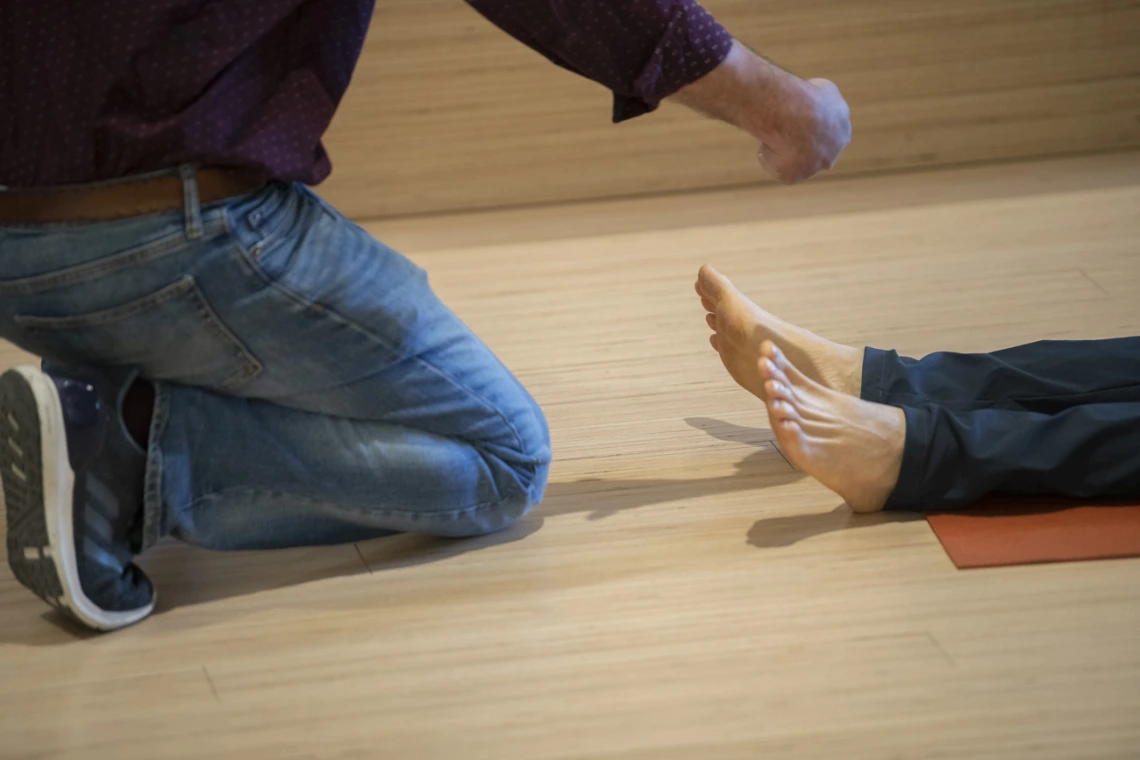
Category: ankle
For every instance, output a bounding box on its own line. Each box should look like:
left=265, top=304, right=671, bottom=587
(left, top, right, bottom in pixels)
left=875, top=406, right=907, bottom=503
left=840, top=346, right=866, bottom=396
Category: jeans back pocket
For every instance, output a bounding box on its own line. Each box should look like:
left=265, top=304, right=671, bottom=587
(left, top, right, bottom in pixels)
left=14, top=276, right=262, bottom=392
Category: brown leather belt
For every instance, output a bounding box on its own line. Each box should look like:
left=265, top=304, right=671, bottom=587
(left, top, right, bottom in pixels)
left=0, top=169, right=267, bottom=224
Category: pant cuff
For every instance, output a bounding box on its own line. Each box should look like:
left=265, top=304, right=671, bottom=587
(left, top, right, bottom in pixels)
left=883, top=404, right=931, bottom=511
left=860, top=347, right=891, bottom=403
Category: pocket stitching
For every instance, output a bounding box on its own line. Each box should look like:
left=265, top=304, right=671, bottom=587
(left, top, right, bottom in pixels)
left=15, top=275, right=263, bottom=391
left=0, top=218, right=226, bottom=296
left=16, top=276, right=196, bottom=330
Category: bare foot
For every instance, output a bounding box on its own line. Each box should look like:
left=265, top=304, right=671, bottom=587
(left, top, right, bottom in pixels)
left=697, top=264, right=863, bottom=400
left=759, top=341, right=904, bottom=513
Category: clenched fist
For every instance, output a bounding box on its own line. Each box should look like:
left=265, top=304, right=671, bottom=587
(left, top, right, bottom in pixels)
left=673, top=41, right=852, bottom=185
left=755, top=78, right=851, bottom=185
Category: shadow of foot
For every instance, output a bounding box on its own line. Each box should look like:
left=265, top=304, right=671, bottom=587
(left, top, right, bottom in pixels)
left=685, top=416, right=776, bottom=448
left=542, top=449, right=804, bottom=520
left=747, top=504, right=921, bottom=548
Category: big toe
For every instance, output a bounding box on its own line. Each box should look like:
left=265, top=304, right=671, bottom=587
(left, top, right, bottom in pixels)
left=697, top=264, right=735, bottom=303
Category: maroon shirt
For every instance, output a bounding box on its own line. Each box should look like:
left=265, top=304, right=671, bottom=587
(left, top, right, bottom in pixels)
left=0, top=1, right=732, bottom=188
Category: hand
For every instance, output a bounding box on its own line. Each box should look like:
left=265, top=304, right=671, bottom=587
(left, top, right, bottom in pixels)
left=671, top=42, right=851, bottom=184
left=754, top=78, right=851, bottom=185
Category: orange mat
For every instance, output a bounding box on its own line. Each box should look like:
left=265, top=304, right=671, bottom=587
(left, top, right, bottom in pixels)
left=926, top=497, right=1140, bottom=569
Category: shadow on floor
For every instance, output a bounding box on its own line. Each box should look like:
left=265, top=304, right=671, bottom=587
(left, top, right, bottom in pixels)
left=539, top=416, right=802, bottom=520
left=147, top=516, right=545, bottom=610
left=747, top=504, right=922, bottom=548
left=541, top=449, right=803, bottom=520
left=0, top=518, right=546, bottom=646
left=688, top=417, right=924, bottom=547
left=0, top=417, right=817, bottom=642
left=140, top=428, right=798, bottom=623
left=684, top=416, right=778, bottom=448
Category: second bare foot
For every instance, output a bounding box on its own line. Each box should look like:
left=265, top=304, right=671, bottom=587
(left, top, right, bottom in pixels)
left=759, top=341, right=904, bottom=513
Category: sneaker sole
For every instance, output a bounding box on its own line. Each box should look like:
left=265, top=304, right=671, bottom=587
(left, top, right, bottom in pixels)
left=1, top=367, right=154, bottom=631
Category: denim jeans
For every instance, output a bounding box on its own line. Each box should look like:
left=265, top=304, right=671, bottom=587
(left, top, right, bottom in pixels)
left=0, top=172, right=551, bottom=551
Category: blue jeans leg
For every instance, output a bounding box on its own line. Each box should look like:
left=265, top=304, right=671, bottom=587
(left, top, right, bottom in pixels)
left=0, top=180, right=551, bottom=552
left=155, top=385, right=549, bottom=549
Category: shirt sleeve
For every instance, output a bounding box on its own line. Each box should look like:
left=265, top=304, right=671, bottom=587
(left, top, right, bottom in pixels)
left=465, top=0, right=734, bottom=122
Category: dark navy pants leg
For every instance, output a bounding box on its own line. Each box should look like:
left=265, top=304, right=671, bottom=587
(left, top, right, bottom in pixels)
left=859, top=338, right=1140, bottom=511
left=886, top=402, right=1140, bottom=511
left=862, top=338, right=1140, bottom=412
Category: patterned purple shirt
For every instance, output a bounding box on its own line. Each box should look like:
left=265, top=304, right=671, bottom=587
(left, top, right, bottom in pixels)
left=0, top=1, right=732, bottom=188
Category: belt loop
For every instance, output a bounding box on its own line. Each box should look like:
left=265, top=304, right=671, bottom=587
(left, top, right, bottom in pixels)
left=179, top=164, right=203, bottom=240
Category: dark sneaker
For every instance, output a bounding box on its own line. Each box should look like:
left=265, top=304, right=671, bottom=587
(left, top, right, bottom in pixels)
left=1, top=364, right=154, bottom=631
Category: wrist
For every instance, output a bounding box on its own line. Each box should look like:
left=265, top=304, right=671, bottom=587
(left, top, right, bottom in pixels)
left=672, top=39, right=815, bottom=145
left=731, top=50, right=810, bottom=144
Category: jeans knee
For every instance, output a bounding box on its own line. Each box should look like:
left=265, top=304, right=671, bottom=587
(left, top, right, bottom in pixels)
left=513, top=396, right=551, bottom=487
left=470, top=400, right=550, bottom=535
left=482, top=456, right=550, bottom=533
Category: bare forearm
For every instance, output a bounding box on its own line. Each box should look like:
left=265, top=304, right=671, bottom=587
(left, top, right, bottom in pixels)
left=672, top=40, right=852, bottom=184
left=672, top=42, right=793, bottom=136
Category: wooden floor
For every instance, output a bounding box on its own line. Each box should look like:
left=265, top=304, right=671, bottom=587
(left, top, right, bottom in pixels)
left=2, top=153, right=1140, bottom=759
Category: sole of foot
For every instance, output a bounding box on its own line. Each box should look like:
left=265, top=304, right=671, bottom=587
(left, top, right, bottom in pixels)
left=757, top=341, right=904, bottom=513
left=696, top=264, right=864, bottom=401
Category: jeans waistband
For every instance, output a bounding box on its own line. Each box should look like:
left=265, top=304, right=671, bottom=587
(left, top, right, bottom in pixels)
left=0, top=166, right=266, bottom=236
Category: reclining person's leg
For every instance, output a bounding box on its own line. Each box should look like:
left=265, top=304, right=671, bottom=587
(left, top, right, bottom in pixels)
left=885, top=400, right=1140, bottom=511
left=758, top=343, right=1140, bottom=512
left=863, top=337, right=1140, bottom=413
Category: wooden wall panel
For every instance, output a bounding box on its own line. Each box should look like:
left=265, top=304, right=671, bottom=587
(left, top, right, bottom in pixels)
left=317, top=0, right=1140, bottom=219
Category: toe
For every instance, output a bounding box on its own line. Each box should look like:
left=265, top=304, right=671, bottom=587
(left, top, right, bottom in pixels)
left=709, top=334, right=720, bottom=352
left=764, top=378, right=791, bottom=402
left=705, top=313, right=717, bottom=330
left=761, top=356, right=792, bottom=389
left=770, top=344, right=812, bottom=386
left=767, top=397, right=801, bottom=423
left=769, top=408, right=807, bottom=464
left=774, top=418, right=806, bottom=458
left=695, top=281, right=718, bottom=313
left=697, top=264, right=731, bottom=302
